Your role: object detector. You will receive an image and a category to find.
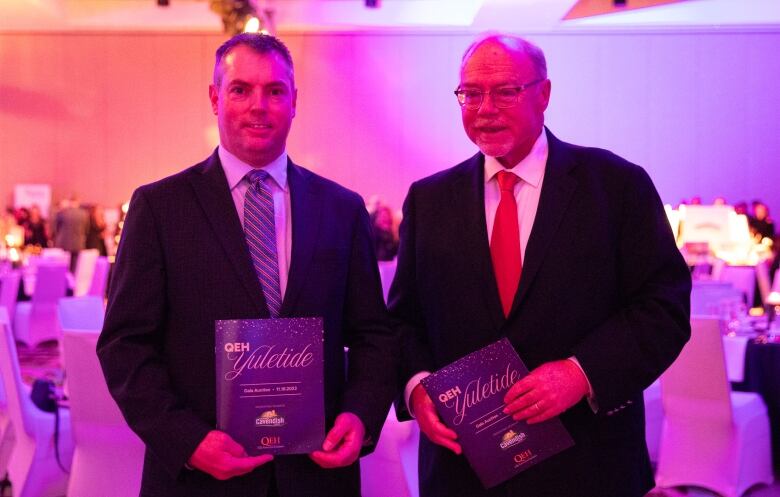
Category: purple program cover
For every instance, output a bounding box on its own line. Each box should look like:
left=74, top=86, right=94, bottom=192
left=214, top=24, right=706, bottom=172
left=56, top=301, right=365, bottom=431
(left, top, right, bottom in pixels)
left=215, top=317, right=324, bottom=455
left=421, top=338, right=574, bottom=488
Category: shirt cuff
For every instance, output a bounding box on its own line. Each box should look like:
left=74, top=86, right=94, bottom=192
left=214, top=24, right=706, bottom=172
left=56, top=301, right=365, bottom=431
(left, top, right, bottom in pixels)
left=404, top=371, right=432, bottom=417
left=567, top=356, right=598, bottom=413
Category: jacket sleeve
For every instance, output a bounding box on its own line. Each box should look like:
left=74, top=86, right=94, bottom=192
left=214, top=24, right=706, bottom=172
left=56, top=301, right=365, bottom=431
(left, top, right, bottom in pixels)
left=572, top=165, right=692, bottom=413
left=387, top=183, right=436, bottom=421
left=97, top=188, right=212, bottom=478
left=339, top=200, right=401, bottom=451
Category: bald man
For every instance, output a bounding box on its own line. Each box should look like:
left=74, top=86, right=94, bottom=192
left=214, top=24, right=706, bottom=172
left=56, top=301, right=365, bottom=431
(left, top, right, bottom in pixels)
left=389, top=34, right=691, bottom=497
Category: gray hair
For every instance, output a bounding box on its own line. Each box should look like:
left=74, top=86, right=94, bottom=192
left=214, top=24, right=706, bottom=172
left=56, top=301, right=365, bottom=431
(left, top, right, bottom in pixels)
left=461, top=33, right=547, bottom=80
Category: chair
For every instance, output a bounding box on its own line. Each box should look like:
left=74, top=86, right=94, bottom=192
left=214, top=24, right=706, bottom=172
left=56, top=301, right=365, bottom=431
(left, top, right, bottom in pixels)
left=39, top=249, right=71, bottom=268
left=87, top=256, right=110, bottom=298
left=643, top=379, right=663, bottom=466
left=690, top=281, right=743, bottom=316
left=0, top=308, right=73, bottom=497
left=0, top=270, right=21, bottom=326
left=716, top=265, right=756, bottom=307
left=377, top=258, right=397, bottom=303
left=61, top=329, right=144, bottom=497
left=655, top=317, right=774, bottom=497
left=0, top=370, right=15, bottom=487
left=13, top=263, right=68, bottom=347
left=57, top=297, right=104, bottom=332
left=72, top=249, right=99, bottom=297
left=360, top=406, right=418, bottom=497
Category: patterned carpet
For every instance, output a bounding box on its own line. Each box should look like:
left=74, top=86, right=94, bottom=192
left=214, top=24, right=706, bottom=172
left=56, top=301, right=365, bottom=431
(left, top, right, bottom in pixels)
left=15, top=340, right=64, bottom=388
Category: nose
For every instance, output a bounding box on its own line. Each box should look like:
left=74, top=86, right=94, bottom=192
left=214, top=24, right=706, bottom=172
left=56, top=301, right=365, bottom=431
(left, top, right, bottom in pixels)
left=249, top=90, right=269, bottom=111
left=477, top=91, right=498, bottom=114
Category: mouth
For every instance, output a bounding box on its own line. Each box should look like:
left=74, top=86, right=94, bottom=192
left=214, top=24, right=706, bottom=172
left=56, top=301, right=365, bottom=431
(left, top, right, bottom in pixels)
left=476, top=126, right=506, bottom=134
left=244, top=123, right=273, bottom=134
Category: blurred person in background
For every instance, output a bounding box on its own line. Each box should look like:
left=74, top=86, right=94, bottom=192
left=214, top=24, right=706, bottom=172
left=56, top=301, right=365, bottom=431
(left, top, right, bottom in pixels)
left=370, top=203, right=398, bottom=261
left=54, top=196, right=89, bottom=270
left=85, top=204, right=108, bottom=256
left=749, top=200, right=775, bottom=240
left=23, top=204, right=50, bottom=248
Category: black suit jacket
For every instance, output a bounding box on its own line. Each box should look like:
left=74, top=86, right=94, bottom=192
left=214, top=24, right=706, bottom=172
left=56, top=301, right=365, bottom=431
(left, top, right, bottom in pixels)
left=389, top=129, right=691, bottom=497
left=97, top=151, right=398, bottom=497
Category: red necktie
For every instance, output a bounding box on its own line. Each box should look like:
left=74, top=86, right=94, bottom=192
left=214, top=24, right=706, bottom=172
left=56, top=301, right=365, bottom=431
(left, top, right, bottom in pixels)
left=491, top=171, right=521, bottom=317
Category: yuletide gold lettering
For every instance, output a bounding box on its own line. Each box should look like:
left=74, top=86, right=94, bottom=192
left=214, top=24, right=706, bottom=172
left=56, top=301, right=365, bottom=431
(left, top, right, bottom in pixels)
left=443, top=363, right=519, bottom=426
left=224, top=343, right=315, bottom=381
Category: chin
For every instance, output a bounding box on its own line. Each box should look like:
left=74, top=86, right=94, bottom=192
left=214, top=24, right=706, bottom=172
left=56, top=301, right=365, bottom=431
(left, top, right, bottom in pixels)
left=476, top=141, right=512, bottom=159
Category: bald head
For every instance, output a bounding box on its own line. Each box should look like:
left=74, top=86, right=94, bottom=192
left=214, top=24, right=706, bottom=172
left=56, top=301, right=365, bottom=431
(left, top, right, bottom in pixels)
left=457, top=33, right=551, bottom=168
left=461, top=34, right=547, bottom=81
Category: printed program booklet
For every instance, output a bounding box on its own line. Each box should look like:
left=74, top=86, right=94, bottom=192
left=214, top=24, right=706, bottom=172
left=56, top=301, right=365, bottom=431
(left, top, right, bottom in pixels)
left=215, top=317, right=325, bottom=455
left=421, top=338, right=574, bottom=488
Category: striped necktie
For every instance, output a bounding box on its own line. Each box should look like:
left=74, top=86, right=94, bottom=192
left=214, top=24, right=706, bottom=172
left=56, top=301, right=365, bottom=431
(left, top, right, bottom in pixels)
left=244, top=169, right=282, bottom=317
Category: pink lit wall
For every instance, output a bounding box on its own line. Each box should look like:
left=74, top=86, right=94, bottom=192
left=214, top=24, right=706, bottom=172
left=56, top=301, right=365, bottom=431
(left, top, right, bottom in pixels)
left=1, top=29, right=779, bottom=215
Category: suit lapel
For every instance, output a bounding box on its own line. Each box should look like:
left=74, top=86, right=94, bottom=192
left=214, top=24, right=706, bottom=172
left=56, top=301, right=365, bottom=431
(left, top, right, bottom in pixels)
left=279, top=159, right=322, bottom=316
left=509, top=129, right=578, bottom=315
left=187, top=150, right=268, bottom=315
left=456, top=154, right=506, bottom=331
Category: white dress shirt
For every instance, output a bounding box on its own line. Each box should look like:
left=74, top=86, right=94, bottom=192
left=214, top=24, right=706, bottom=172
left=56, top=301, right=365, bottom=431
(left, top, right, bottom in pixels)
left=219, top=146, right=292, bottom=299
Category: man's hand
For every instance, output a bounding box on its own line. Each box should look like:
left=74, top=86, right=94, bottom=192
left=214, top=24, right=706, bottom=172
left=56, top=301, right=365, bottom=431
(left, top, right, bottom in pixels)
left=410, top=383, right=461, bottom=455
left=310, top=412, right=365, bottom=468
left=187, top=430, right=273, bottom=480
left=503, top=359, right=589, bottom=424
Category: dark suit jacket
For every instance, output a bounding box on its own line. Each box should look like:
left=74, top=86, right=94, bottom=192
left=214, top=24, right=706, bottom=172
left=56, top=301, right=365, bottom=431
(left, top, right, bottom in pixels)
left=97, top=150, right=398, bottom=497
left=389, top=129, right=691, bottom=497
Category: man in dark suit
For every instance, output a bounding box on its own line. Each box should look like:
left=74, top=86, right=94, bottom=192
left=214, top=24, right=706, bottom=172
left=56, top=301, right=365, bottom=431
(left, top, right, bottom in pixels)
left=97, top=33, right=398, bottom=497
left=389, top=34, right=691, bottom=497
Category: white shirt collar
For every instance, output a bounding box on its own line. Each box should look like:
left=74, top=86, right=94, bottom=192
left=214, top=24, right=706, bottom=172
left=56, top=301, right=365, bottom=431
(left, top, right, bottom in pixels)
left=484, top=128, right=548, bottom=188
left=219, top=146, right=289, bottom=192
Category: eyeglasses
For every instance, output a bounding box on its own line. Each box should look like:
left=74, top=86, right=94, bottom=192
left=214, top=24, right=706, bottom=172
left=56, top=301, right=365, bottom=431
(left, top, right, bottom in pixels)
left=454, top=79, right=545, bottom=110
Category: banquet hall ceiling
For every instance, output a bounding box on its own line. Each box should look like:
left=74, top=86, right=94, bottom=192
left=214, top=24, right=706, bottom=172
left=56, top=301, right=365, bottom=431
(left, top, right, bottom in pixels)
left=0, top=0, right=778, bottom=32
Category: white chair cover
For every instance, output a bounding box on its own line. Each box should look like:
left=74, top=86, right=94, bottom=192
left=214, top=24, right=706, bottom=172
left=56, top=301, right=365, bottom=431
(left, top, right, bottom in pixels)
left=87, top=256, right=110, bottom=298
left=690, top=281, right=743, bottom=317
left=14, top=263, right=68, bottom=347
left=655, top=317, right=774, bottom=497
left=62, top=329, right=143, bottom=497
left=643, top=379, right=663, bottom=465
left=0, top=308, right=73, bottom=497
left=57, top=297, right=105, bottom=332
left=72, top=249, right=99, bottom=297
left=39, top=249, right=71, bottom=267
left=360, top=406, right=419, bottom=497
left=0, top=367, right=15, bottom=485
left=0, top=270, right=21, bottom=326
left=377, top=258, right=397, bottom=303
left=716, top=265, right=756, bottom=307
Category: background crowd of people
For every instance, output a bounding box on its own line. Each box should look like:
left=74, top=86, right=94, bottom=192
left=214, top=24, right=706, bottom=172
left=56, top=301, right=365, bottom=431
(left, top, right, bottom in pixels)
left=0, top=198, right=112, bottom=260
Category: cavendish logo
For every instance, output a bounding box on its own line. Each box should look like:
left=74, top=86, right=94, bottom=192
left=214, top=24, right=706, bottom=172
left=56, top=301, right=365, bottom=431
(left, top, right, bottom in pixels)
left=499, top=429, right=526, bottom=450
left=255, top=410, right=286, bottom=427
